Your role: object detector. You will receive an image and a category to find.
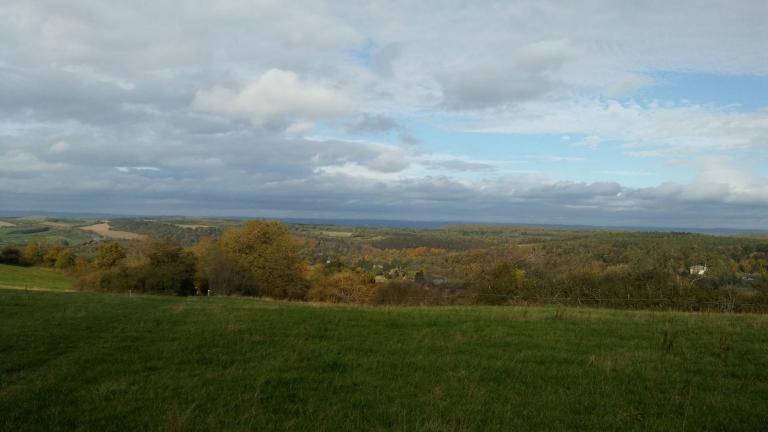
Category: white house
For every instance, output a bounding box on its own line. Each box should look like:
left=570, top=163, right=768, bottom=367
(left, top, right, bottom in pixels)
left=689, top=265, right=708, bottom=276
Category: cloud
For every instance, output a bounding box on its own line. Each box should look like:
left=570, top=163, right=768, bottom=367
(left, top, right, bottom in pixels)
left=345, top=113, right=420, bottom=144
left=422, top=159, right=495, bottom=172
left=465, top=99, right=768, bottom=154
left=49, top=141, right=70, bottom=153
left=1, top=0, right=768, bottom=228
left=115, top=166, right=160, bottom=173
left=438, top=40, right=573, bottom=109
left=193, top=69, right=355, bottom=130
left=369, top=42, right=401, bottom=76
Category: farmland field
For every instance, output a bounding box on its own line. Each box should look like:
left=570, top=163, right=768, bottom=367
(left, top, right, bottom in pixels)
left=79, top=223, right=148, bottom=240
left=1, top=289, right=767, bottom=431
left=0, top=217, right=95, bottom=246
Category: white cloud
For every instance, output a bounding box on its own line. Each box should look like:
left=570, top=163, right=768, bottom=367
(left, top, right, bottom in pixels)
left=193, top=69, right=355, bottom=130
left=466, top=99, right=768, bottom=154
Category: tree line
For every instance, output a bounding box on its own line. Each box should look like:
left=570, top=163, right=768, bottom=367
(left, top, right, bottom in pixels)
left=2, top=220, right=768, bottom=312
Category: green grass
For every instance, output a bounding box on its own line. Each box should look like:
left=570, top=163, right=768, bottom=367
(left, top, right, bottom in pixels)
left=0, top=264, right=74, bottom=291
left=1, top=290, right=767, bottom=431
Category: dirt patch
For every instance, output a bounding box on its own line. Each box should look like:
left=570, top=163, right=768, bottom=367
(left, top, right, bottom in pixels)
left=80, top=223, right=147, bottom=240
left=0, top=221, right=16, bottom=228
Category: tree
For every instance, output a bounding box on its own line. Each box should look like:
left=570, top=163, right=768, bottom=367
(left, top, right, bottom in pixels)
left=21, top=241, right=45, bottom=265
left=472, top=262, right=526, bottom=305
left=94, top=239, right=196, bottom=296
left=54, top=249, right=75, bottom=270
left=219, top=221, right=309, bottom=299
left=139, top=239, right=196, bottom=296
left=95, top=242, right=126, bottom=269
left=193, top=237, right=255, bottom=296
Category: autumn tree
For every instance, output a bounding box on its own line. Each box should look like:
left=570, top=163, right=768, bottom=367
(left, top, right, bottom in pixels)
left=307, top=265, right=375, bottom=303
left=219, top=221, right=309, bottom=299
left=94, top=239, right=196, bottom=296
left=21, top=241, right=45, bottom=265
left=193, top=237, right=255, bottom=296
left=95, top=242, right=126, bottom=269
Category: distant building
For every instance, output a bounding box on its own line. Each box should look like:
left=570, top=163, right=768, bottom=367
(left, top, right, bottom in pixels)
left=386, top=268, right=407, bottom=280
left=689, top=265, right=708, bottom=276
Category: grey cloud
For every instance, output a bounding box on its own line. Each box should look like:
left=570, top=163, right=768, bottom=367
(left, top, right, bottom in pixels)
left=346, top=114, right=399, bottom=133
left=3, top=169, right=767, bottom=228
left=370, top=43, right=401, bottom=76
left=2, top=0, right=768, bottom=228
left=346, top=113, right=420, bottom=145
left=438, top=40, right=573, bottom=109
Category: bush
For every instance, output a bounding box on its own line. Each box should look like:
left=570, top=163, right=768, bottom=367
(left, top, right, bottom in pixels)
left=0, top=246, right=22, bottom=265
left=308, top=267, right=375, bottom=303
left=370, top=281, right=448, bottom=305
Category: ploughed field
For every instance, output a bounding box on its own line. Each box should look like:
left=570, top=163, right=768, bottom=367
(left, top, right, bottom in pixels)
left=1, top=289, right=767, bottom=431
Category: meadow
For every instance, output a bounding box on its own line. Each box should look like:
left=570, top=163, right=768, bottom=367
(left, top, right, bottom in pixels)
left=0, top=263, right=74, bottom=291
left=2, top=288, right=767, bottom=431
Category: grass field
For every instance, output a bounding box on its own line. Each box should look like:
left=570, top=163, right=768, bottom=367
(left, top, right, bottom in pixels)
left=0, top=264, right=74, bottom=291
left=1, top=290, right=767, bottom=431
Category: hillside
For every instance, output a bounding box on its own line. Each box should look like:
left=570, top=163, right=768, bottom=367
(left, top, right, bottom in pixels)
left=1, top=289, right=767, bottom=431
left=0, top=264, right=74, bottom=291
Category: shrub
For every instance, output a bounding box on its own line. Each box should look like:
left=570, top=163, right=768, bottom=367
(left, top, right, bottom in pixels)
left=370, top=281, right=453, bottom=305
left=308, top=267, right=375, bottom=303
left=0, top=246, right=22, bottom=265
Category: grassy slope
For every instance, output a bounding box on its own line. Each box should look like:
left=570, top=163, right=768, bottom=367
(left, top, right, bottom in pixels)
left=1, top=290, right=767, bottom=431
left=0, top=263, right=73, bottom=291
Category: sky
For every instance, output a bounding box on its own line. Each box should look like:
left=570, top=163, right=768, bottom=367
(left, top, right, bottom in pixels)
left=1, top=0, right=768, bottom=228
